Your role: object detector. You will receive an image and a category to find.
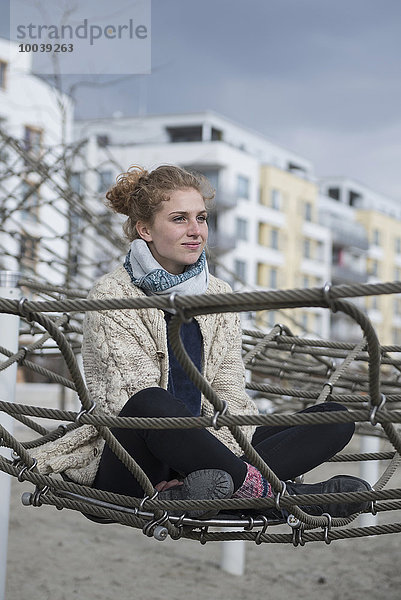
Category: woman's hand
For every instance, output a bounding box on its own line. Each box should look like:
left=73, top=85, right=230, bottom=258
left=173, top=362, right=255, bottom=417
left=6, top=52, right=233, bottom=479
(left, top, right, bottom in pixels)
left=155, top=479, right=183, bottom=492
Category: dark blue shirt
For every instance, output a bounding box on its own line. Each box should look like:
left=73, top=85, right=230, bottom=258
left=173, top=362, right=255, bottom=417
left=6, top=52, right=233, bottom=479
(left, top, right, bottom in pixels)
left=164, top=312, right=202, bottom=416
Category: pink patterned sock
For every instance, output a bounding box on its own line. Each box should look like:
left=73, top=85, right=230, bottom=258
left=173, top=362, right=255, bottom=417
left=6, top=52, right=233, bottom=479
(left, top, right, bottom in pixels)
left=233, top=463, right=273, bottom=499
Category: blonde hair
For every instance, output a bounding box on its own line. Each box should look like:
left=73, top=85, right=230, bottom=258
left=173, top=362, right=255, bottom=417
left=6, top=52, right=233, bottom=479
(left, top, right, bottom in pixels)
left=106, top=165, right=215, bottom=241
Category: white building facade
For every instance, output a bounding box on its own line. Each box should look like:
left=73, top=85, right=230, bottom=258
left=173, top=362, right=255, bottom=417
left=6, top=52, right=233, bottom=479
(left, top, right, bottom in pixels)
left=0, top=38, right=74, bottom=286
left=74, top=111, right=332, bottom=336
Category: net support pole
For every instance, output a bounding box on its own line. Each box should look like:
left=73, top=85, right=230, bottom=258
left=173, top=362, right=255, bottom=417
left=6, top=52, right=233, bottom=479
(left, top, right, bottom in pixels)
left=359, top=434, right=380, bottom=527
left=0, top=271, right=21, bottom=600
left=220, top=532, right=246, bottom=576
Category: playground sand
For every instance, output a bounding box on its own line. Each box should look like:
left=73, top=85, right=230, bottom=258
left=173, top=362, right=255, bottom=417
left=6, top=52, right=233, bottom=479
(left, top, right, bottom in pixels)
left=5, top=437, right=401, bottom=600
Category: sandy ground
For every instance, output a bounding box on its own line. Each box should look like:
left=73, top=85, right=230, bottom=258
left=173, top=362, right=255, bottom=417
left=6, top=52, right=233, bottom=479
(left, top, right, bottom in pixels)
left=4, top=386, right=401, bottom=599
left=5, top=441, right=401, bottom=600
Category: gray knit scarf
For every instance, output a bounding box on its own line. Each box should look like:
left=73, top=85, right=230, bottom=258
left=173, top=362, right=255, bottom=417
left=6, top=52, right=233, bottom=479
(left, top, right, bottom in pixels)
left=124, top=239, right=209, bottom=296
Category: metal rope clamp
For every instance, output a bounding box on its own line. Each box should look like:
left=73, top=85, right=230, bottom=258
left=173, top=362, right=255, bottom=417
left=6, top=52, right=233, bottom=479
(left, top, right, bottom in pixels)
left=369, top=393, right=386, bottom=426
left=273, top=323, right=286, bottom=341
left=212, top=400, right=228, bottom=430
left=138, top=489, right=159, bottom=516
left=17, top=458, right=37, bottom=482
left=75, top=401, right=97, bottom=425
left=18, top=297, right=34, bottom=323
left=323, top=282, right=337, bottom=313
left=321, top=512, right=332, bottom=545
left=275, top=481, right=287, bottom=512
left=255, top=515, right=269, bottom=545
left=169, top=292, right=193, bottom=324
left=142, top=511, right=169, bottom=541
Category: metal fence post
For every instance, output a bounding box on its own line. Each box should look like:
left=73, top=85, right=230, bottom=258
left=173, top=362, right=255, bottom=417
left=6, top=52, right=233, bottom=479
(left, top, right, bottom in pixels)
left=0, top=271, right=21, bottom=600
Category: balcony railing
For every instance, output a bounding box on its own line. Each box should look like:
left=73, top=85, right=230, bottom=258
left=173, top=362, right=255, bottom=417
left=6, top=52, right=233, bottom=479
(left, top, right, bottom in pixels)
left=207, top=229, right=236, bottom=255
left=331, top=264, right=368, bottom=284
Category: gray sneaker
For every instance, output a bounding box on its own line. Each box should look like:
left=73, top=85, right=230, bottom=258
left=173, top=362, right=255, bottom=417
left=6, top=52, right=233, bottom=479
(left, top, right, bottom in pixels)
left=158, top=469, right=234, bottom=517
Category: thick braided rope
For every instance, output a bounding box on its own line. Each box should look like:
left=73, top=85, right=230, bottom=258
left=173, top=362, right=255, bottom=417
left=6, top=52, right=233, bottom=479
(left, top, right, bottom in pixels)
left=0, top=281, right=401, bottom=539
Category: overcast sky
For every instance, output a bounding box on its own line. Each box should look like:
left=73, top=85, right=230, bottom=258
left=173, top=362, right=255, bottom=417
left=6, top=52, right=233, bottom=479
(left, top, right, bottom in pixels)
left=1, top=0, right=401, bottom=199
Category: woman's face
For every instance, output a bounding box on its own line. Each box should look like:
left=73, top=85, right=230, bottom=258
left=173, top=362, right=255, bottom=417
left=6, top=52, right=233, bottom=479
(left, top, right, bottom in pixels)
left=136, top=187, right=208, bottom=274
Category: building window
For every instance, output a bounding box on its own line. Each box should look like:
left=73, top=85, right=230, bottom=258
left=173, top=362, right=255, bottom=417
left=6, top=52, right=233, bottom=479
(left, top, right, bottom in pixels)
left=235, top=217, right=248, bottom=241
left=211, top=127, right=223, bottom=141
left=394, top=267, right=401, bottom=281
left=395, top=237, right=401, bottom=254
left=237, top=174, right=250, bottom=199
left=394, top=298, right=401, bottom=316
left=0, top=60, right=7, bottom=89
left=316, top=240, right=325, bottom=261
left=271, top=189, right=281, bottom=210
left=24, top=125, right=42, bottom=157
left=257, top=262, right=268, bottom=286
left=98, top=170, right=113, bottom=193
left=270, top=267, right=278, bottom=289
left=303, top=275, right=309, bottom=288
left=234, top=259, right=247, bottom=282
left=20, top=181, right=39, bottom=221
left=19, top=235, right=39, bottom=273
left=258, top=223, right=267, bottom=246
left=303, top=239, right=311, bottom=259
left=301, top=312, right=308, bottom=330
left=270, top=228, right=279, bottom=250
left=372, top=229, right=380, bottom=246
left=304, top=201, right=312, bottom=222
left=328, top=187, right=340, bottom=201
left=166, top=125, right=202, bottom=143
left=370, top=260, right=379, bottom=277
left=349, top=190, right=362, bottom=206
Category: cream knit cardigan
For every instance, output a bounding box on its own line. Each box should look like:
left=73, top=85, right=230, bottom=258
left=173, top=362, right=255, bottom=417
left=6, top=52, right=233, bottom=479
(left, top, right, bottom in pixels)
left=31, top=266, right=258, bottom=486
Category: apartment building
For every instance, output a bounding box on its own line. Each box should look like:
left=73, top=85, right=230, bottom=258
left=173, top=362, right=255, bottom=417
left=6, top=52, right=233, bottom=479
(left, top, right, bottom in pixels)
left=320, top=177, right=401, bottom=345
left=74, top=111, right=332, bottom=336
left=0, top=37, right=74, bottom=286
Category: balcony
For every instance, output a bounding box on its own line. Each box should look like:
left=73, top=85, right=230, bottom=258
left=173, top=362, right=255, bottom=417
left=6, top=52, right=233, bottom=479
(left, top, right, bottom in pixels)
left=214, top=189, right=237, bottom=210
left=207, top=229, right=236, bottom=255
left=319, top=213, right=369, bottom=250
left=331, top=264, right=368, bottom=284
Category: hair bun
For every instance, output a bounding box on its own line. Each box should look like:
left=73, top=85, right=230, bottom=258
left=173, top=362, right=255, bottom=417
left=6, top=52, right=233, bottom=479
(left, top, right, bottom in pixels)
left=106, top=165, right=149, bottom=216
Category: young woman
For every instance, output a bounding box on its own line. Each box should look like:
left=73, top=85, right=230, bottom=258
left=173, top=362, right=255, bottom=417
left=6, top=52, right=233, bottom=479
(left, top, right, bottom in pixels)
left=33, top=165, right=371, bottom=518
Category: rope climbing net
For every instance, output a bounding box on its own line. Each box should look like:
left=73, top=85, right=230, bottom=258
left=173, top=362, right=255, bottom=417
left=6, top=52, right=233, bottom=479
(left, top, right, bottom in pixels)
left=1, top=277, right=401, bottom=546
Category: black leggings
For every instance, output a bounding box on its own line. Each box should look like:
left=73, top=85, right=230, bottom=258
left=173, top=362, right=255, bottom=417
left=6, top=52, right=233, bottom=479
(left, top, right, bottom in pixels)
left=93, top=387, right=354, bottom=497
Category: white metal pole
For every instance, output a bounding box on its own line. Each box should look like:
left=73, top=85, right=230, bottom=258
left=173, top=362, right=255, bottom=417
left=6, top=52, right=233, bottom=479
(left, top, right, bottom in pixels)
left=220, top=532, right=246, bottom=576
left=0, top=271, right=21, bottom=600
left=359, top=433, right=380, bottom=527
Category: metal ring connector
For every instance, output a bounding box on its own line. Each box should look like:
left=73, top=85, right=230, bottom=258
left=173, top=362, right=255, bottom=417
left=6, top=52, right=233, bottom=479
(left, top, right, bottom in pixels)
left=322, top=512, right=332, bottom=545
left=17, top=458, right=37, bottom=482
left=369, top=393, right=386, bottom=426
left=255, top=515, right=269, bottom=545
left=18, top=346, right=28, bottom=362
left=323, top=282, right=337, bottom=313
left=18, top=297, right=34, bottom=322
left=200, top=525, right=209, bottom=545
left=75, top=401, right=97, bottom=424
left=169, top=292, right=193, bottom=324
left=273, top=323, right=285, bottom=340
left=275, top=481, right=287, bottom=511
left=323, top=381, right=333, bottom=393
left=212, top=400, right=228, bottom=430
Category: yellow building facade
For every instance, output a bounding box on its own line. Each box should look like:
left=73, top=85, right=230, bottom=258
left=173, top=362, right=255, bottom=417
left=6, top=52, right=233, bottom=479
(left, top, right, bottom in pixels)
left=356, top=210, right=401, bottom=345
left=257, top=165, right=330, bottom=337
